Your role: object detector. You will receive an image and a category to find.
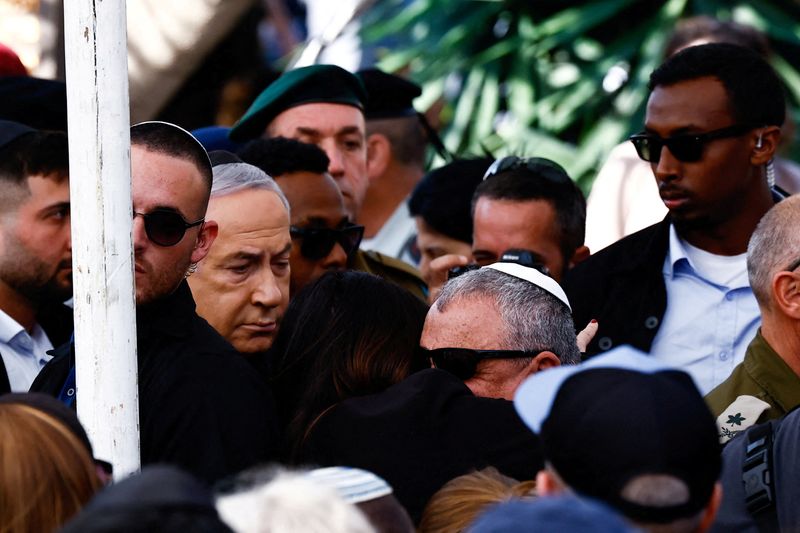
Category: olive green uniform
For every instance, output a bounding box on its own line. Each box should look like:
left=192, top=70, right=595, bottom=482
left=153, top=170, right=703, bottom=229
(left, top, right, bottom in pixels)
left=351, top=249, right=428, bottom=303
left=706, top=330, right=800, bottom=443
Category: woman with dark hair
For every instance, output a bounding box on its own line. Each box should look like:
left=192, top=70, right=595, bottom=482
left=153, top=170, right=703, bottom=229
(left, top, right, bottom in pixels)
left=268, top=271, right=428, bottom=461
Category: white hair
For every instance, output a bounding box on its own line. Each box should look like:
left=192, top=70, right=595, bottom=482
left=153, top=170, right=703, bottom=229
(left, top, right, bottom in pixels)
left=216, top=471, right=376, bottom=533
left=434, top=268, right=580, bottom=365
left=211, top=162, right=290, bottom=215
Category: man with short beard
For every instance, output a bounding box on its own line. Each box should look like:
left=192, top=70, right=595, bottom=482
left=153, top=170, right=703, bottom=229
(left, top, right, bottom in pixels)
left=0, top=121, right=73, bottom=393
left=33, top=122, right=277, bottom=483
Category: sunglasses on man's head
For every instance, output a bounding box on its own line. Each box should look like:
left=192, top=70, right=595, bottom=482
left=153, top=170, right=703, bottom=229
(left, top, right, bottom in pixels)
left=134, top=209, right=204, bottom=247
left=290, top=223, right=364, bottom=261
left=483, top=156, right=571, bottom=184
left=419, top=346, right=546, bottom=381
left=629, top=124, right=758, bottom=164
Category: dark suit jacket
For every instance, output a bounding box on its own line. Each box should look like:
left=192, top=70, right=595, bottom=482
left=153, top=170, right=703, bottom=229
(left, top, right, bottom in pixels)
left=562, top=218, right=671, bottom=357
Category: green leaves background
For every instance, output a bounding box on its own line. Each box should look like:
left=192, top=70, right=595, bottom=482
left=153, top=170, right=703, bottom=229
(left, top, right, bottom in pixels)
left=362, top=0, right=800, bottom=192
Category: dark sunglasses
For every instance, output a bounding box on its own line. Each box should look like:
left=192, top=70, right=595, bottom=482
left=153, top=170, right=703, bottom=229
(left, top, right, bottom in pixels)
left=419, top=346, right=544, bottom=380
left=483, top=156, right=571, bottom=183
left=629, top=124, right=758, bottom=163
left=134, top=209, right=204, bottom=247
left=786, top=255, right=800, bottom=272
left=290, top=223, right=364, bottom=261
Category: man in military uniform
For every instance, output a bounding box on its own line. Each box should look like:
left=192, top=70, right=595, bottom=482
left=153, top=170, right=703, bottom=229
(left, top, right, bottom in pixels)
left=706, top=196, right=800, bottom=444
left=229, top=65, right=427, bottom=301
left=356, top=68, right=427, bottom=263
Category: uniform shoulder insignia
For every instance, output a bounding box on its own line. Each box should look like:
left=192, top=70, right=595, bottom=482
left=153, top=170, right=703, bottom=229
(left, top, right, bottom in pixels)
left=716, top=395, right=770, bottom=444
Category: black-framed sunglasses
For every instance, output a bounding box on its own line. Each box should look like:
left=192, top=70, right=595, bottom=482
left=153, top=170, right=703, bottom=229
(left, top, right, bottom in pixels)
left=290, top=223, right=364, bottom=261
left=419, top=346, right=545, bottom=380
left=134, top=209, right=204, bottom=247
left=483, top=156, right=571, bottom=183
left=629, top=124, right=758, bottom=164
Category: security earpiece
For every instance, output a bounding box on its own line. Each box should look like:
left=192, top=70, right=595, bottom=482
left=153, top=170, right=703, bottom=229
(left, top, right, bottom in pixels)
left=756, top=134, right=764, bottom=149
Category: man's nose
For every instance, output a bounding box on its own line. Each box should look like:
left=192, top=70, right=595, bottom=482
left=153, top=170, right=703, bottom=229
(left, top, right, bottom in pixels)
left=321, top=242, right=348, bottom=271
left=654, top=146, right=681, bottom=182
left=132, top=215, right=148, bottom=252
left=251, top=269, right=284, bottom=308
left=322, top=141, right=346, bottom=178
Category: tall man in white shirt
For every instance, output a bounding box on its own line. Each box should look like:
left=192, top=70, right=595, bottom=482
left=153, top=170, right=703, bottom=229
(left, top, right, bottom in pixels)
left=0, top=120, right=73, bottom=392
left=563, top=43, right=784, bottom=394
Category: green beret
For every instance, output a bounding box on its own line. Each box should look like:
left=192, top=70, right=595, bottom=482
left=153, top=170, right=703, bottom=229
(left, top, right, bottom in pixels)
left=229, top=64, right=367, bottom=142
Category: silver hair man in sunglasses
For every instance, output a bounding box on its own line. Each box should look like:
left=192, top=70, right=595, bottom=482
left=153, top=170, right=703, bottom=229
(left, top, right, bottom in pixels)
left=563, top=43, right=785, bottom=395
left=32, top=122, right=279, bottom=484
left=291, top=262, right=582, bottom=523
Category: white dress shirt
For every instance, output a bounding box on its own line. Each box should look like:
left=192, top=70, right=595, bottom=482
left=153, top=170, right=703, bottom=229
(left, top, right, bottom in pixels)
left=648, top=225, right=761, bottom=395
left=0, top=309, right=54, bottom=391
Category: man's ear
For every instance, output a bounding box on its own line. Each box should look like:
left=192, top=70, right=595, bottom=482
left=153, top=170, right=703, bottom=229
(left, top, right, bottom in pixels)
left=366, top=133, right=391, bottom=182
left=535, top=470, right=564, bottom=496
left=568, top=245, right=590, bottom=268
left=751, top=126, right=781, bottom=166
left=528, top=350, right=560, bottom=375
left=771, top=270, right=800, bottom=319
left=190, top=219, right=218, bottom=264
left=697, top=483, right=723, bottom=533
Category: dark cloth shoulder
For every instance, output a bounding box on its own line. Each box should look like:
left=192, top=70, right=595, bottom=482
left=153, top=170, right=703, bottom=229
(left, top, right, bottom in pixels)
left=351, top=249, right=428, bottom=302
left=712, top=406, right=800, bottom=532
left=299, top=368, right=542, bottom=523
left=137, top=285, right=278, bottom=483
left=563, top=219, right=670, bottom=356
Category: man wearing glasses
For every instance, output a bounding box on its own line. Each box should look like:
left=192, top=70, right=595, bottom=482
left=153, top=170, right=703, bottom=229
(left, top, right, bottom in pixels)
left=563, top=43, right=784, bottom=394
left=707, top=196, right=800, bottom=443
left=33, top=122, right=277, bottom=483
left=229, top=64, right=427, bottom=301
left=238, top=137, right=363, bottom=296
left=299, top=263, right=581, bottom=521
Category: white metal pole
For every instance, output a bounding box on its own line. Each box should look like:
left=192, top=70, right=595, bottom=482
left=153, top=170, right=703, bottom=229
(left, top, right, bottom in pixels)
left=64, top=0, right=140, bottom=478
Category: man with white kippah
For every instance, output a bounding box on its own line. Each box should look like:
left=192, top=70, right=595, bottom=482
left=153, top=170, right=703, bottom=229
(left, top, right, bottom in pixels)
left=298, top=261, right=582, bottom=523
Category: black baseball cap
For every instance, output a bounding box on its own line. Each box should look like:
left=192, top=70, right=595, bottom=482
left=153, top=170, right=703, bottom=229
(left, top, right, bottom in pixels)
left=514, top=347, right=721, bottom=524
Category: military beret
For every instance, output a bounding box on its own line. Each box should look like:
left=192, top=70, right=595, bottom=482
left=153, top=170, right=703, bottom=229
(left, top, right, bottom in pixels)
left=229, top=64, right=367, bottom=142
left=357, top=68, right=421, bottom=120
left=0, top=119, right=36, bottom=152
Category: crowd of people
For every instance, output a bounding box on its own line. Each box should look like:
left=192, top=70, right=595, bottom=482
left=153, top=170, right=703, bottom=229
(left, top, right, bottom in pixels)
left=2, top=14, right=800, bottom=533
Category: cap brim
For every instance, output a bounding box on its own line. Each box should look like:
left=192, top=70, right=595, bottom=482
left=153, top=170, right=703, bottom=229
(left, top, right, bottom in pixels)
left=514, top=346, right=696, bottom=433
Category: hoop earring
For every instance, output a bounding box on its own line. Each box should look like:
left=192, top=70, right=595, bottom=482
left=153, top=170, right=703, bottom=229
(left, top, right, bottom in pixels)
left=766, top=159, right=776, bottom=189
left=185, top=262, right=198, bottom=278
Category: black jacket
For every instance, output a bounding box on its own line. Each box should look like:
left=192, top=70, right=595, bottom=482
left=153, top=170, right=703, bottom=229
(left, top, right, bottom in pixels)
left=31, top=282, right=278, bottom=484
left=563, top=218, right=671, bottom=357
left=298, top=369, right=543, bottom=523
left=0, top=303, right=73, bottom=394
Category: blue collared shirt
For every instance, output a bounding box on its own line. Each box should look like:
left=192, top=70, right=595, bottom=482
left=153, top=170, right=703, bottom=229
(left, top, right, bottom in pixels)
left=648, top=225, right=760, bottom=395
left=0, top=309, right=54, bottom=391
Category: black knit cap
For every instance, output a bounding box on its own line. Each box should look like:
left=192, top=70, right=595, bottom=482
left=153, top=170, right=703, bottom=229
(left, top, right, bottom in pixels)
left=356, top=68, right=421, bottom=120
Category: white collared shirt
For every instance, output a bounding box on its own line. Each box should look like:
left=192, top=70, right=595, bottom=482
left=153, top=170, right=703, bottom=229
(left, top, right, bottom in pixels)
left=648, top=225, right=760, bottom=395
left=0, top=309, right=54, bottom=391
left=360, top=201, right=418, bottom=265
